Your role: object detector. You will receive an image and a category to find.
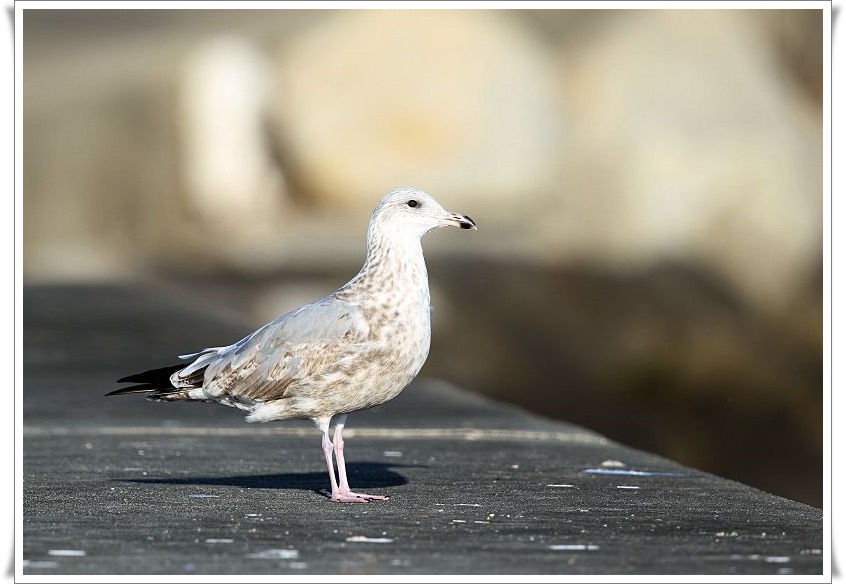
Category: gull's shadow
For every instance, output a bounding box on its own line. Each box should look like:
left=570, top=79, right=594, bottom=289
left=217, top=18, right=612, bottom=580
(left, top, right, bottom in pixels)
left=117, top=462, right=419, bottom=499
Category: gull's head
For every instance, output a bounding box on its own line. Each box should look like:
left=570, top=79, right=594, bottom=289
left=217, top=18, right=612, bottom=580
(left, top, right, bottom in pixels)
left=368, top=188, right=477, bottom=240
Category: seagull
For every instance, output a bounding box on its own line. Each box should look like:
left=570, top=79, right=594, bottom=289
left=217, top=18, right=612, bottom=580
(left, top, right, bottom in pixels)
left=106, top=188, right=476, bottom=503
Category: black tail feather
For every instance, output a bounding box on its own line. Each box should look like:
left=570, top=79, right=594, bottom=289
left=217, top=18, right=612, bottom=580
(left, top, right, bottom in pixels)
left=108, top=363, right=184, bottom=398
left=116, top=364, right=186, bottom=385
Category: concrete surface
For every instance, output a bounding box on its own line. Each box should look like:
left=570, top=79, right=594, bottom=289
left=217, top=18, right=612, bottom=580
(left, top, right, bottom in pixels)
left=21, top=284, right=824, bottom=576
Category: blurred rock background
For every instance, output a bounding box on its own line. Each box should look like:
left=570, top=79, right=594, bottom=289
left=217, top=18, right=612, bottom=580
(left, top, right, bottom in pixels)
left=22, top=9, right=824, bottom=506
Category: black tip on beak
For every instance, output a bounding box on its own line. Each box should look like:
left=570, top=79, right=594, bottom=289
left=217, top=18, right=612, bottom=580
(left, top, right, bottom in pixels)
left=459, top=215, right=477, bottom=230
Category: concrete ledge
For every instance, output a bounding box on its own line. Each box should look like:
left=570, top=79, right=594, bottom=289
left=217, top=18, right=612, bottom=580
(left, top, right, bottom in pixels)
left=21, top=284, right=824, bottom=576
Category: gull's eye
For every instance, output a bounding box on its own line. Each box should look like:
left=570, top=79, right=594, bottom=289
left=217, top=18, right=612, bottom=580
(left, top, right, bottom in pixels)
left=407, top=199, right=419, bottom=208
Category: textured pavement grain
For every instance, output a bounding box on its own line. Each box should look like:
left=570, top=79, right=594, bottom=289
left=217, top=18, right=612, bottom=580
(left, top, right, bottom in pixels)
left=21, top=284, right=824, bottom=576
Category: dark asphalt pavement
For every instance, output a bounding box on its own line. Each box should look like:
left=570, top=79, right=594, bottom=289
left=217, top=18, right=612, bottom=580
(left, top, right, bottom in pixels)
left=21, top=284, right=824, bottom=576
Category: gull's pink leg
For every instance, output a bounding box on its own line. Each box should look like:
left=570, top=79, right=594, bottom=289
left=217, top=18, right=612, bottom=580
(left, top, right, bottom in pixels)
left=333, top=415, right=389, bottom=502
left=317, top=416, right=342, bottom=500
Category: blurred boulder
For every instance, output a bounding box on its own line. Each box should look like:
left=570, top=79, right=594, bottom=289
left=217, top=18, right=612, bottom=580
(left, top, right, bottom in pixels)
left=177, top=35, right=288, bottom=236
left=268, top=9, right=565, bottom=218
left=21, top=11, right=323, bottom=281
left=547, top=9, right=822, bottom=312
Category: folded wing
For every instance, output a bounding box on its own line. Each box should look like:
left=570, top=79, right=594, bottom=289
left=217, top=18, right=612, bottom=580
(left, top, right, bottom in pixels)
left=174, top=297, right=371, bottom=403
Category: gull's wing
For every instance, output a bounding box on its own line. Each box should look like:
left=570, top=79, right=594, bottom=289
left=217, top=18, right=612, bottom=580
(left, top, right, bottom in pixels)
left=173, top=296, right=371, bottom=402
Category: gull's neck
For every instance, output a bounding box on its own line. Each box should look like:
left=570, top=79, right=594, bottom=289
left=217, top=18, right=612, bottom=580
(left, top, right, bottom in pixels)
left=342, top=223, right=430, bottom=301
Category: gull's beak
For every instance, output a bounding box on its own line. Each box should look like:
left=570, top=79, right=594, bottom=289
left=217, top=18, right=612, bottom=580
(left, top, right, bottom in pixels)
left=445, top=212, right=477, bottom=230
